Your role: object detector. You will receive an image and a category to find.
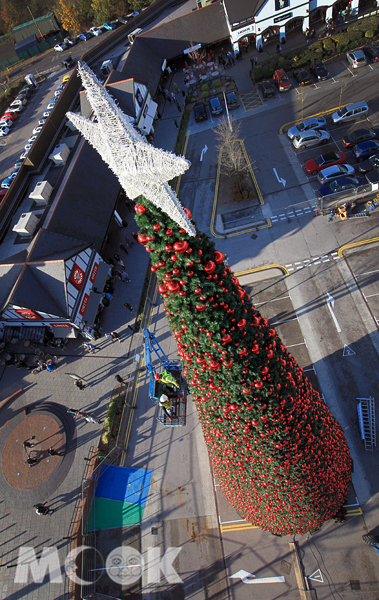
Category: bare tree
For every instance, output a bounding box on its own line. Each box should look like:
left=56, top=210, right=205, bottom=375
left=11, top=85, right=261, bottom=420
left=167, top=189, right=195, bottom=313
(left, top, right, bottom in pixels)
left=187, top=41, right=207, bottom=64
left=214, top=117, right=250, bottom=192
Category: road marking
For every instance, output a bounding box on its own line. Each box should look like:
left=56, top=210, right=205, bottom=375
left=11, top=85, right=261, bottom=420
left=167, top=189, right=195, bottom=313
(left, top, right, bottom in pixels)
left=221, top=523, right=258, bottom=532
left=326, top=292, right=342, bottom=332
left=343, top=344, right=356, bottom=356
left=230, top=570, right=285, bottom=584
left=200, top=144, right=208, bottom=161
left=273, top=167, right=286, bottom=187
left=308, top=569, right=324, bottom=583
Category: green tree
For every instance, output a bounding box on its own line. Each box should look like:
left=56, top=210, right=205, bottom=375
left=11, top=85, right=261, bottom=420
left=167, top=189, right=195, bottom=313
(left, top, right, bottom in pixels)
left=134, top=198, right=352, bottom=535
left=91, top=0, right=111, bottom=23
left=57, top=0, right=81, bottom=33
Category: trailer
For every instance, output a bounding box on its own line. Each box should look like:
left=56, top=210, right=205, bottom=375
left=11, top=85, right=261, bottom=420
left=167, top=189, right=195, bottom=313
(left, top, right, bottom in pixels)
left=143, top=329, right=187, bottom=426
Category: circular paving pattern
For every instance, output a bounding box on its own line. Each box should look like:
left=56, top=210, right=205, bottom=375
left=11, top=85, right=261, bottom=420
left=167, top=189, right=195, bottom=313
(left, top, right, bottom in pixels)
left=2, top=414, right=63, bottom=490
left=0, top=403, right=76, bottom=507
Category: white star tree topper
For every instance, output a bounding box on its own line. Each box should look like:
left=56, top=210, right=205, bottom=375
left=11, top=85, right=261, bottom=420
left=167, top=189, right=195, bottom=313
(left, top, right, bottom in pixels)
left=66, top=61, right=195, bottom=236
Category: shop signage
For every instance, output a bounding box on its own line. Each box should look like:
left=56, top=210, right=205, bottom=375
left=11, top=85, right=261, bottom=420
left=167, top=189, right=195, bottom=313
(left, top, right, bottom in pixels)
left=70, top=264, right=85, bottom=289
left=273, top=12, right=292, bottom=22
left=236, top=24, right=254, bottom=37
left=50, top=323, right=72, bottom=328
left=136, top=87, right=144, bottom=108
left=184, top=43, right=201, bottom=55
left=275, top=0, right=289, bottom=11
left=14, top=309, right=42, bottom=320
left=89, top=262, right=99, bottom=283
left=79, top=293, right=89, bottom=316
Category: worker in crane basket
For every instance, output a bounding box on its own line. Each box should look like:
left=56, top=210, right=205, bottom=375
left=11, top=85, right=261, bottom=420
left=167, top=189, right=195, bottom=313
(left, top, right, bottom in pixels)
left=159, top=394, right=173, bottom=418
left=155, top=371, right=178, bottom=389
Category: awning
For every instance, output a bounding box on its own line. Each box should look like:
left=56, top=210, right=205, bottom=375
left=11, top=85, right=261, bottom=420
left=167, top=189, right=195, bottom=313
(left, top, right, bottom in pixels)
left=142, top=100, right=158, bottom=134
left=80, top=261, right=110, bottom=326
left=94, top=260, right=111, bottom=291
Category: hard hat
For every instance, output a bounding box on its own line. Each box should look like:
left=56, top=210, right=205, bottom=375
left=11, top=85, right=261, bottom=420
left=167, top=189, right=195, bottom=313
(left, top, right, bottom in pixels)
left=154, top=373, right=160, bottom=380
left=160, top=394, right=168, bottom=402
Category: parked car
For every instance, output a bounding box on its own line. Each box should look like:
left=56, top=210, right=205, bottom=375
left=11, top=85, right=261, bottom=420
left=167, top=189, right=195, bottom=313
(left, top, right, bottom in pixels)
left=19, top=150, right=30, bottom=160
left=342, top=128, right=379, bottom=148
left=1, top=112, right=17, bottom=121
left=78, top=32, right=91, bottom=41
left=54, top=43, right=67, bottom=51
left=194, top=104, right=207, bottom=122
left=118, top=15, right=133, bottom=24
left=89, top=27, right=102, bottom=36
left=38, top=117, right=47, bottom=126
left=317, top=164, right=355, bottom=184
left=287, top=117, right=327, bottom=139
left=293, top=69, right=313, bottom=86
left=352, top=140, right=379, bottom=161
left=0, top=188, right=8, bottom=200
left=363, top=45, right=379, bottom=62
left=292, top=129, right=330, bottom=150
left=47, top=99, right=57, bottom=110
left=1, top=177, right=13, bottom=189
left=24, top=142, right=33, bottom=151
left=27, top=135, right=38, bottom=144
left=55, top=84, right=65, bottom=95
left=273, top=68, right=291, bottom=92
left=209, top=96, right=223, bottom=115
left=0, top=127, right=10, bottom=136
left=258, top=81, right=276, bottom=98
left=64, top=37, right=77, bottom=46
left=358, top=154, right=379, bottom=173
left=318, top=176, right=362, bottom=197
left=5, top=104, right=23, bottom=113
left=310, top=60, right=329, bottom=81
left=103, top=21, right=116, bottom=30
left=131, top=10, right=141, bottom=17
left=14, top=160, right=24, bottom=169
left=62, top=56, right=75, bottom=69
left=0, top=119, right=13, bottom=128
left=43, top=107, right=53, bottom=117
left=19, top=85, right=33, bottom=97
left=10, top=98, right=26, bottom=107
left=346, top=50, right=367, bottom=68
left=8, top=167, right=20, bottom=180
left=226, top=91, right=239, bottom=109
left=304, top=151, right=346, bottom=175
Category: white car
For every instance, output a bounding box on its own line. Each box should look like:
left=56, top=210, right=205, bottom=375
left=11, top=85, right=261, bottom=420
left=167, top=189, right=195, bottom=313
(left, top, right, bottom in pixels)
left=0, top=119, right=12, bottom=128
left=90, top=27, right=102, bottom=36
left=54, top=43, right=67, bottom=52
left=27, top=135, right=38, bottom=144
left=54, top=89, right=62, bottom=99
left=6, top=105, right=23, bottom=113
left=0, top=127, right=10, bottom=136
left=43, top=108, right=53, bottom=117
left=24, top=142, right=33, bottom=151
left=64, top=37, right=77, bottom=46
left=47, top=100, right=56, bottom=110
left=292, top=129, right=331, bottom=150
left=10, top=98, right=26, bottom=107
left=317, top=164, right=355, bottom=184
left=33, top=125, right=43, bottom=135
left=38, top=117, right=47, bottom=126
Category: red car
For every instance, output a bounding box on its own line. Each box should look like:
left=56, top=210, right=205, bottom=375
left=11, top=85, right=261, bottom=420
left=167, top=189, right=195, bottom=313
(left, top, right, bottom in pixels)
left=304, top=151, right=346, bottom=175
left=1, top=112, right=17, bottom=121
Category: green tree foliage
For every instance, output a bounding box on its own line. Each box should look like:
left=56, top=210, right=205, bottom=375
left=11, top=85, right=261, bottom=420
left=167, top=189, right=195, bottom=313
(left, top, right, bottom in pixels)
left=134, top=198, right=352, bottom=535
left=91, top=0, right=112, bottom=23
left=57, top=0, right=82, bottom=33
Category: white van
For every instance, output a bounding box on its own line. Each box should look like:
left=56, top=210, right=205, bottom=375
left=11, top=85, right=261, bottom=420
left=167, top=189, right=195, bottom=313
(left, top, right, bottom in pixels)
left=128, top=28, right=143, bottom=44
left=332, top=101, right=369, bottom=125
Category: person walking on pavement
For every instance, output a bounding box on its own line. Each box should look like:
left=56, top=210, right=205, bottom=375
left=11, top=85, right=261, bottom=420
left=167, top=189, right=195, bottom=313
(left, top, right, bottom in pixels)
left=174, top=119, right=179, bottom=129
left=110, top=331, right=121, bottom=343
left=124, top=302, right=134, bottom=312
left=23, top=436, right=36, bottom=450
left=74, top=379, right=86, bottom=390
left=114, top=254, right=125, bottom=268
left=48, top=447, right=63, bottom=456
left=34, top=503, right=54, bottom=516
left=26, top=457, right=39, bottom=467
left=173, top=82, right=180, bottom=94
left=117, top=271, right=131, bottom=282
left=164, top=89, right=171, bottom=102
left=250, top=58, right=255, bottom=70
left=82, top=342, right=96, bottom=353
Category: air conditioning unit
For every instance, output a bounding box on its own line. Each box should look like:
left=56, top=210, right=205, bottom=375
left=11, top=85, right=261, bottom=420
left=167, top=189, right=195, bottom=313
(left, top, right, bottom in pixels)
left=13, top=212, right=39, bottom=236
left=29, top=180, right=53, bottom=205
left=49, top=143, right=70, bottom=166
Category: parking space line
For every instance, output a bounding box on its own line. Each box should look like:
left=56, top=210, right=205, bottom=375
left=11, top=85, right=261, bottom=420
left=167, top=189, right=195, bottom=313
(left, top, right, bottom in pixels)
left=286, top=342, right=307, bottom=349
left=354, top=269, right=379, bottom=277
left=254, top=295, right=291, bottom=306
left=364, top=292, right=379, bottom=299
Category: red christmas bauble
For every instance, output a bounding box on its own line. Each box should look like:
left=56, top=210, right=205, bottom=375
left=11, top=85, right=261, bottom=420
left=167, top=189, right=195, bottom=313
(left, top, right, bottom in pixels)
left=172, top=268, right=180, bottom=275
left=158, top=284, right=167, bottom=293
left=137, top=234, right=149, bottom=245
left=165, top=244, right=173, bottom=251
left=167, top=281, right=180, bottom=293
left=166, top=229, right=173, bottom=236
left=188, top=270, right=194, bottom=276
left=135, top=205, right=146, bottom=214
left=237, top=318, right=246, bottom=330
left=151, top=266, right=157, bottom=272
left=184, top=208, right=192, bottom=219
left=222, top=334, right=232, bottom=345
left=153, top=223, right=161, bottom=231
left=179, top=291, right=186, bottom=296
left=171, top=255, right=178, bottom=262
left=173, top=240, right=188, bottom=253
left=204, top=260, right=216, bottom=274
left=213, top=251, right=224, bottom=264
left=196, top=304, right=207, bottom=311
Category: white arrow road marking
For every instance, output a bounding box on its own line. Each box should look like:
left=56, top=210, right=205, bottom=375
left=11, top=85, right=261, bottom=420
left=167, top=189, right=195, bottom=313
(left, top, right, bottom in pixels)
left=326, top=292, right=342, bottom=333
left=343, top=344, right=356, bottom=356
left=230, top=569, right=285, bottom=584
left=200, top=144, right=208, bottom=161
left=273, top=167, right=286, bottom=187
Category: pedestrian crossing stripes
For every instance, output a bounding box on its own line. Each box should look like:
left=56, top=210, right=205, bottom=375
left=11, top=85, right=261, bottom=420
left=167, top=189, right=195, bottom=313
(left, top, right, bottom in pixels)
left=284, top=253, right=340, bottom=272
left=239, top=89, right=264, bottom=111
left=271, top=206, right=315, bottom=222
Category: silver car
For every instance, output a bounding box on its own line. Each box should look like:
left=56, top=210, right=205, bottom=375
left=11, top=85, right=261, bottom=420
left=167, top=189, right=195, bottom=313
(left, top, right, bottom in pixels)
left=346, top=50, right=367, bottom=68
left=317, top=164, right=355, bottom=184
left=292, top=129, right=330, bottom=150
left=287, top=117, right=327, bottom=139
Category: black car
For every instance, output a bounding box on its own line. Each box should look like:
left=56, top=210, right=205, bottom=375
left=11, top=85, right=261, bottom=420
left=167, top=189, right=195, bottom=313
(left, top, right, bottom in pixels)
left=62, top=56, right=76, bottom=69
left=226, top=91, right=239, bottom=109
left=363, top=45, right=379, bottom=62
left=358, top=154, right=379, bottom=173
left=293, top=69, right=313, bottom=86
left=343, top=128, right=379, bottom=148
left=118, top=14, right=133, bottom=24
left=194, top=103, right=207, bottom=122
left=258, top=81, right=276, bottom=98
left=310, top=60, right=329, bottom=81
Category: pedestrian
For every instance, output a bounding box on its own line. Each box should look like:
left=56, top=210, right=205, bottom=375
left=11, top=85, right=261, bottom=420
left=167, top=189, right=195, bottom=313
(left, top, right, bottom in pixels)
left=164, top=89, right=171, bottom=103
left=115, top=374, right=127, bottom=384
left=171, top=92, right=176, bottom=101
left=231, top=55, right=235, bottom=66
left=173, top=82, right=180, bottom=93
left=159, top=394, right=173, bottom=418
left=181, top=90, right=186, bottom=98
left=174, top=119, right=179, bottom=129
left=82, top=342, right=96, bottom=353
left=110, top=331, right=121, bottom=343
left=119, top=244, right=129, bottom=254
left=65, top=373, right=87, bottom=382
left=119, top=271, right=131, bottom=282
left=26, top=457, right=39, bottom=467
left=46, top=362, right=55, bottom=372
left=23, top=436, right=36, bottom=449
left=107, top=257, right=115, bottom=266
left=48, top=447, right=63, bottom=456
left=34, top=503, right=54, bottom=516
left=82, top=412, right=102, bottom=424
left=74, top=379, right=86, bottom=390
left=16, top=359, right=27, bottom=369
left=250, top=58, right=255, bottom=70
left=124, top=302, right=134, bottom=312
left=114, top=253, right=125, bottom=267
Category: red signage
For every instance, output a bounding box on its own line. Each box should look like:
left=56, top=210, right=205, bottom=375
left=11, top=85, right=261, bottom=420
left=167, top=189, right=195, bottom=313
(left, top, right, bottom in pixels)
left=50, top=323, right=72, bottom=328
left=79, top=293, right=89, bottom=316
left=14, top=309, right=42, bottom=320
left=70, top=264, right=85, bottom=289
left=90, top=262, right=99, bottom=283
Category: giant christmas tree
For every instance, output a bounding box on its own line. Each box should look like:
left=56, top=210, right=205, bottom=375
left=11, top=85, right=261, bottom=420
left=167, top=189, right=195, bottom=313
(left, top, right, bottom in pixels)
left=68, top=63, right=352, bottom=535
